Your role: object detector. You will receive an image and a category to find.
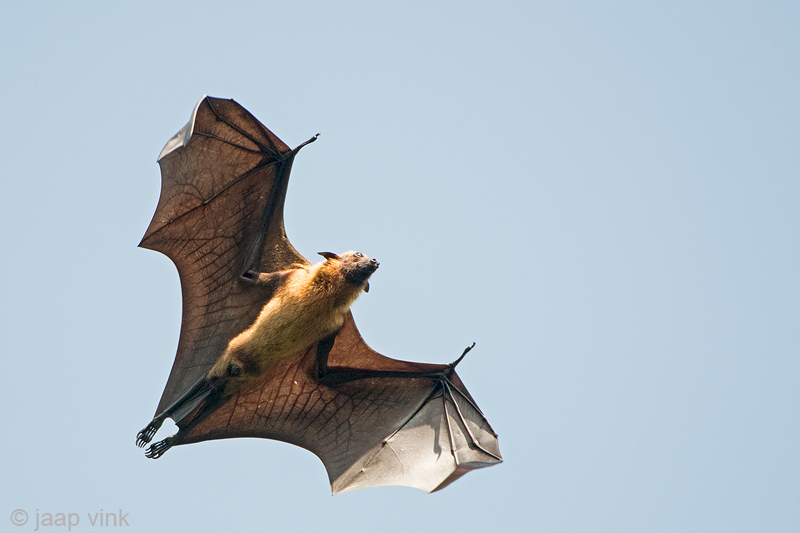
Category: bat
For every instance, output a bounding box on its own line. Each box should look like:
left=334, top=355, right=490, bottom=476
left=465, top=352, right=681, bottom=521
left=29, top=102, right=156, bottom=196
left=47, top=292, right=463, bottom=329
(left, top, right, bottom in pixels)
left=135, top=96, right=502, bottom=494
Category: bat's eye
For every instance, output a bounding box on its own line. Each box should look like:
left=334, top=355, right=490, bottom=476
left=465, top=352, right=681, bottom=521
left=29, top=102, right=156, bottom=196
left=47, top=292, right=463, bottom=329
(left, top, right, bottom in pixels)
left=354, top=252, right=363, bottom=258
left=228, top=364, right=242, bottom=376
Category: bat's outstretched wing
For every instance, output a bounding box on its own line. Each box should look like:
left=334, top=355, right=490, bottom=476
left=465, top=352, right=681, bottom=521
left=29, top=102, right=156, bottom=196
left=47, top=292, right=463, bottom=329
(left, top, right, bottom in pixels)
left=140, top=96, right=310, bottom=414
left=180, top=313, right=502, bottom=494
left=141, top=97, right=501, bottom=492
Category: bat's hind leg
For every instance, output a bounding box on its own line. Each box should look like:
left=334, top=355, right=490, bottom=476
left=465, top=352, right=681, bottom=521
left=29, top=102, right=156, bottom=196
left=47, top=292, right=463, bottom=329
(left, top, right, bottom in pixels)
left=136, top=416, right=166, bottom=447
left=136, top=375, right=216, bottom=452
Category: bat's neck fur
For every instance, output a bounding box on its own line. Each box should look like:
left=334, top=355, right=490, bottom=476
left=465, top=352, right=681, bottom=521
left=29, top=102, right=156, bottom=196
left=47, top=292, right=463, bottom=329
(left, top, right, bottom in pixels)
left=304, top=260, right=365, bottom=310
left=209, top=253, right=376, bottom=393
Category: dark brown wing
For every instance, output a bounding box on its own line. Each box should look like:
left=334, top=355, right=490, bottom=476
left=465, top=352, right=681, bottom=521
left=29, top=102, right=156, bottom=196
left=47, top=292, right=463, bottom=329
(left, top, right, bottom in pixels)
left=179, top=313, right=502, bottom=494
left=142, top=97, right=501, bottom=492
left=140, top=96, right=309, bottom=414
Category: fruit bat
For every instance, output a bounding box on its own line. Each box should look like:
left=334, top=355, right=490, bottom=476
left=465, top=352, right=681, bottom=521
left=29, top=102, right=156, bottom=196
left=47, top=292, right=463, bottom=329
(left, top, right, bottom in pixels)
left=135, top=96, right=502, bottom=494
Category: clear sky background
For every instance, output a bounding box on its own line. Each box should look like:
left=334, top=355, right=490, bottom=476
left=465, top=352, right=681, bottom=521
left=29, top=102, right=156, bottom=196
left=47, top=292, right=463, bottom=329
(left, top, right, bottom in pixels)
left=1, top=2, right=798, bottom=532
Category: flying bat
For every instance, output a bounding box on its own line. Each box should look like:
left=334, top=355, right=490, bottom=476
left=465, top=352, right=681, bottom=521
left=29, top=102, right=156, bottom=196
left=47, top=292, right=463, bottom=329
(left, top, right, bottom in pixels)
left=135, top=96, right=501, bottom=494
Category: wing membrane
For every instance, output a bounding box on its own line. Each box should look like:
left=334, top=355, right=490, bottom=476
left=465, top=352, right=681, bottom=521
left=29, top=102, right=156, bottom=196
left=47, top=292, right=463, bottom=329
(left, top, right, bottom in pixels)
left=140, top=96, right=307, bottom=413
left=140, top=97, right=502, bottom=492
left=180, top=314, right=502, bottom=493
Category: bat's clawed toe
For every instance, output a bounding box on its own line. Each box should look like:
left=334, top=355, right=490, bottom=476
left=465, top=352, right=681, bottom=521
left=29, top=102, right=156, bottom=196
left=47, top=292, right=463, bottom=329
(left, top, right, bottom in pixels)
left=144, top=436, right=175, bottom=459
left=136, top=419, right=163, bottom=448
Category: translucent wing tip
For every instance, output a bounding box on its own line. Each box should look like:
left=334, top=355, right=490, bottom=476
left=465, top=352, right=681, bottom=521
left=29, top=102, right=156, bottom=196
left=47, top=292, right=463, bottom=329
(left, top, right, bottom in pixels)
left=329, top=378, right=502, bottom=495
left=157, top=95, right=208, bottom=162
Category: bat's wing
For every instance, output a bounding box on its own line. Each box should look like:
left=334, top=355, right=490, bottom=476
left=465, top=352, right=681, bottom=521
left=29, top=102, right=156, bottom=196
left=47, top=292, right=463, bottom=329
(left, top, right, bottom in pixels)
left=179, top=313, right=503, bottom=494
left=140, top=96, right=310, bottom=414
left=142, top=97, right=501, bottom=492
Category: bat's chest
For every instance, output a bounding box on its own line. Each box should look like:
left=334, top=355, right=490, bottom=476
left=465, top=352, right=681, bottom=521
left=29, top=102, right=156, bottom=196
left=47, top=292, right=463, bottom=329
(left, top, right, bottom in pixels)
left=240, top=292, right=348, bottom=368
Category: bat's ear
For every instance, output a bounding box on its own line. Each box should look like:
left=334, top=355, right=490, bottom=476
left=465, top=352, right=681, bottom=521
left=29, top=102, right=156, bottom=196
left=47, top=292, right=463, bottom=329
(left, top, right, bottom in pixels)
left=318, top=252, right=340, bottom=260
left=363, top=281, right=370, bottom=293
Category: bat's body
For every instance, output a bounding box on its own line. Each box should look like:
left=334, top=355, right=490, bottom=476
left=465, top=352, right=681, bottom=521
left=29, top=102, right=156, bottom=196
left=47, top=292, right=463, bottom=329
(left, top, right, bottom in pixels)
left=136, top=96, right=501, bottom=493
left=137, top=251, right=381, bottom=458
left=213, top=252, right=379, bottom=393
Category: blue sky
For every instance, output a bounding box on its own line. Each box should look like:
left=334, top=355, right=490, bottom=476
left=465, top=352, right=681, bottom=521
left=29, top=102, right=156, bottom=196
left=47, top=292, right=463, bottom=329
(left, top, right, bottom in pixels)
left=1, top=2, right=798, bottom=531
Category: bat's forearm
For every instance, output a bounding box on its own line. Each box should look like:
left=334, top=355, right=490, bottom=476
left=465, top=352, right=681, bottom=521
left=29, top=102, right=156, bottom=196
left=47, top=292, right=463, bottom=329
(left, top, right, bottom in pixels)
left=240, top=269, right=292, bottom=287
left=315, top=336, right=473, bottom=385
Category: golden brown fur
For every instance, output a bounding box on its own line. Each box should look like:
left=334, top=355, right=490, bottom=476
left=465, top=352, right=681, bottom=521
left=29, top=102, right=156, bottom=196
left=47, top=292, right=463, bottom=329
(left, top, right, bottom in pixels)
left=208, top=252, right=376, bottom=397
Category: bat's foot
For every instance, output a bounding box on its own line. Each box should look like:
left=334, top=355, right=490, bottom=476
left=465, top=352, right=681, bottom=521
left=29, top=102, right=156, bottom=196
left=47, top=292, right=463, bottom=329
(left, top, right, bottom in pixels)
left=144, top=435, right=175, bottom=459
left=136, top=418, right=164, bottom=447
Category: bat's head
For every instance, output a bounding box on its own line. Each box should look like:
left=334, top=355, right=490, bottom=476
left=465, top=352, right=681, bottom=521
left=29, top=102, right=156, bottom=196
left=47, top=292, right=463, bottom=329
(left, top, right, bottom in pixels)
left=318, top=251, right=379, bottom=292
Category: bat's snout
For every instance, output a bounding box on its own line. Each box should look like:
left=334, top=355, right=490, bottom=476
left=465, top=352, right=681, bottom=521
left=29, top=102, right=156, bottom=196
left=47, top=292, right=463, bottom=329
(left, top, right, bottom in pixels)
left=341, top=253, right=379, bottom=287
left=361, top=257, right=379, bottom=277
left=358, top=257, right=379, bottom=277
